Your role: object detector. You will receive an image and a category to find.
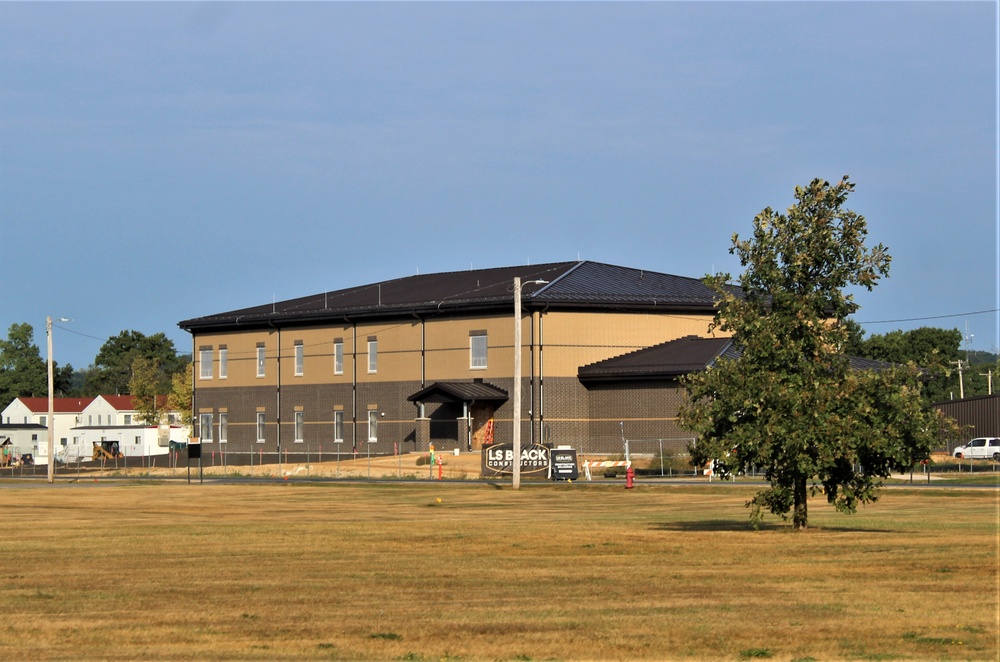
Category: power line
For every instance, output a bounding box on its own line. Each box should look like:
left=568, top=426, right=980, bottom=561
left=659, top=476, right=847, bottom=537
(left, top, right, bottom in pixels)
left=858, top=308, right=999, bottom=325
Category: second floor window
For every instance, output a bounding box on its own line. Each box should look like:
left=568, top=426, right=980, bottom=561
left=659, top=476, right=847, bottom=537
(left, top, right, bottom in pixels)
left=219, top=348, right=228, bottom=379
left=368, top=339, right=378, bottom=373
left=199, top=349, right=212, bottom=379
left=294, top=343, right=304, bottom=376
left=334, top=340, right=344, bottom=375
left=470, top=333, right=487, bottom=369
left=257, top=346, right=266, bottom=377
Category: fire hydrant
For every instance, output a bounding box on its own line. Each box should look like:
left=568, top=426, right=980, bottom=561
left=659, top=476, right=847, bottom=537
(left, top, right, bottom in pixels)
left=625, top=465, right=635, bottom=489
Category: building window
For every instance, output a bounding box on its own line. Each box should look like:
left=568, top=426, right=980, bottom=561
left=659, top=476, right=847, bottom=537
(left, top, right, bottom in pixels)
left=470, top=332, right=488, bottom=369
left=124, top=414, right=132, bottom=425
left=334, top=340, right=344, bottom=375
left=368, top=339, right=378, bottom=373
left=257, top=346, right=266, bottom=378
left=294, top=343, right=304, bottom=376
left=368, top=410, right=378, bottom=442
left=200, top=413, right=213, bottom=443
left=199, top=349, right=212, bottom=379
left=39, top=416, right=47, bottom=427
left=219, top=413, right=227, bottom=443
left=256, top=413, right=266, bottom=443
left=219, top=348, right=228, bottom=379
left=334, top=411, right=344, bottom=443
left=294, top=411, right=304, bottom=443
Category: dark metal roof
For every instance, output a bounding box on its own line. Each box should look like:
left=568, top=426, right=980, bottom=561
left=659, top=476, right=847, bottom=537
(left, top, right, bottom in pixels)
left=579, top=336, right=898, bottom=383
left=579, top=336, right=736, bottom=382
left=179, top=261, right=723, bottom=332
left=407, top=381, right=509, bottom=404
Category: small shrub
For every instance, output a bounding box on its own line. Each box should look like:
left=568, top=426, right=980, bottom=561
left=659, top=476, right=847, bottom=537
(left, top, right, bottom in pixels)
left=739, top=649, right=772, bottom=658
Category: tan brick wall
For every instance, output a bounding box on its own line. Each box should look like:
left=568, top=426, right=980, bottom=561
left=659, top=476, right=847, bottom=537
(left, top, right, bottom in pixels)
left=540, top=311, right=717, bottom=377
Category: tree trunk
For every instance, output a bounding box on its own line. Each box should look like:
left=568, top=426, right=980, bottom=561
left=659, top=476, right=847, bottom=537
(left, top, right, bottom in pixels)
left=793, top=476, right=808, bottom=529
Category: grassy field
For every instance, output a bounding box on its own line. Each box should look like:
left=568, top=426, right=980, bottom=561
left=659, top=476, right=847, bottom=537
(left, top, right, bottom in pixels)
left=0, top=481, right=996, bottom=661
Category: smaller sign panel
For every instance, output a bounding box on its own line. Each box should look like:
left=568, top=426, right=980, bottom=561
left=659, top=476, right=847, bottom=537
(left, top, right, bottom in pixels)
left=550, top=448, right=579, bottom=481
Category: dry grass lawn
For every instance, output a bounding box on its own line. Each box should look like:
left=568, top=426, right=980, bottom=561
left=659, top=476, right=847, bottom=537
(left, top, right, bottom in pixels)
left=0, top=481, right=996, bottom=661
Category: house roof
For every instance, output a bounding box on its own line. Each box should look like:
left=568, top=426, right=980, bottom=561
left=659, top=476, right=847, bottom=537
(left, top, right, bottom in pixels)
left=579, top=336, right=738, bottom=382
left=578, top=336, right=899, bottom=383
left=407, top=381, right=509, bottom=404
left=179, top=261, right=724, bottom=332
left=12, top=397, right=94, bottom=414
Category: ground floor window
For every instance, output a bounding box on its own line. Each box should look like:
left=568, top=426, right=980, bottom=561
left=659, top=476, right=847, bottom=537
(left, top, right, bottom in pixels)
left=334, top=411, right=344, bottom=443
left=294, top=411, right=304, bottom=443
left=200, top=413, right=213, bottom=443
left=368, top=410, right=378, bottom=442
left=256, top=413, right=266, bottom=443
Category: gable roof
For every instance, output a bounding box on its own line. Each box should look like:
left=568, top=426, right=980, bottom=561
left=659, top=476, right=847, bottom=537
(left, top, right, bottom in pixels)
left=407, top=381, right=509, bottom=404
left=89, top=395, right=170, bottom=411
left=179, top=261, right=724, bottom=332
left=11, top=397, right=94, bottom=414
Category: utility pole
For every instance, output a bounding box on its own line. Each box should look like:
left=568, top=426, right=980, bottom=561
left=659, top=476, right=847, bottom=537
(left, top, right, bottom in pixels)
left=950, top=360, right=965, bottom=399
left=979, top=369, right=993, bottom=395
left=46, top=316, right=54, bottom=484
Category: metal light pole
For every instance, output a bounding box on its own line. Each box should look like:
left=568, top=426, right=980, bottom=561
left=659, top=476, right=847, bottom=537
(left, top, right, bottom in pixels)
left=46, top=316, right=70, bottom=483
left=512, top=277, right=547, bottom=490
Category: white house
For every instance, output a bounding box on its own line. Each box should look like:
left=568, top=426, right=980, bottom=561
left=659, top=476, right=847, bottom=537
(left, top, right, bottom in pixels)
left=0, top=395, right=190, bottom=464
left=69, top=395, right=190, bottom=463
left=1, top=397, right=93, bottom=463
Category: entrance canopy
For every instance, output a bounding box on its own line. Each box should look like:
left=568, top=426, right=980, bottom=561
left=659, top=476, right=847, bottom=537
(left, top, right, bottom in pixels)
left=407, top=381, right=508, bottom=405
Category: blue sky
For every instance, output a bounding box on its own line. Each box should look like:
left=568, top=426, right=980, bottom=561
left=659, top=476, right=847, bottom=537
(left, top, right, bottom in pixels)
left=1, top=2, right=996, bottom=369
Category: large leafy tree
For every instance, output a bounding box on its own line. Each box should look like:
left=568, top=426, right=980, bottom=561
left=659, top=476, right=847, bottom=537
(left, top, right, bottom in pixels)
left=84, top=331, right=186, bottom=396
left=0, top=323, right=74, bottom=407
left=681, top=177, right=952, bottom=529
left=129, top=356, right=162, bottom=425
left=166, top=363, right=193, bottom=428
left=855, top=327, right=962, bottom=403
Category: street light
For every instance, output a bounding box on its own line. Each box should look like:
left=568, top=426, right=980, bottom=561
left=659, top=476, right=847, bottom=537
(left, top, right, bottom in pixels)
left=47, top=316, right=70, bottom=484
left=512, top=277, right=547, bottom=490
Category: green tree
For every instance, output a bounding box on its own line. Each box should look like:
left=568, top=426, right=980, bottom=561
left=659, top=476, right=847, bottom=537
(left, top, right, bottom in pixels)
left=166, top=363, right=193, bottom=428
left=680, top=177, right=951, bottom=529
left=129, top=356, right=162, bottom=425
left=0, top=323, right=74, bottom=406
left=84, top=331, right=185, bottom=396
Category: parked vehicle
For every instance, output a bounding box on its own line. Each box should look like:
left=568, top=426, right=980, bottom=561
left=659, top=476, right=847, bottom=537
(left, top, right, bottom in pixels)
left=953, top=437, right=1000, bottom=460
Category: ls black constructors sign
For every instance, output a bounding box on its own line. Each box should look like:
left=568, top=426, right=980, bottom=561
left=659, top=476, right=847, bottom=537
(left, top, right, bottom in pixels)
left=482, top=443, right=550, bottom=478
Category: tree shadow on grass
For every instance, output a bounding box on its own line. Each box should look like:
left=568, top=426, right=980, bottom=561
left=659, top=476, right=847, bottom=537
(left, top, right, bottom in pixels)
left=651, top=520, right=897, bottom=533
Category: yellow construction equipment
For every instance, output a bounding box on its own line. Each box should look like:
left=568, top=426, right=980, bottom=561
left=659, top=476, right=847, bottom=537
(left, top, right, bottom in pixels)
left=92, top=441, right=123, bottom=462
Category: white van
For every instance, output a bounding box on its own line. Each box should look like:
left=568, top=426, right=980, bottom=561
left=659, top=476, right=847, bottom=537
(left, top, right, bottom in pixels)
left=953, top=437, right=1000, bottom=460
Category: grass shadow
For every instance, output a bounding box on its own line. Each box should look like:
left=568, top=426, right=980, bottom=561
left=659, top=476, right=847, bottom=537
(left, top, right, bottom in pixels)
left=651, top=520, right=897, bottom=533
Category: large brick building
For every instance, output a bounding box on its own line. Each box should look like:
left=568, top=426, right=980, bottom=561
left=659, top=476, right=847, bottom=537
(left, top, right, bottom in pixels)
left=178, top=261, right=730, bottom=460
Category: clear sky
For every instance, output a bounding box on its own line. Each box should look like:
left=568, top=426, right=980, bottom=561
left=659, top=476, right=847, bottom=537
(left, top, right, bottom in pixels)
left=1, top=2, right=997, bottom=370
